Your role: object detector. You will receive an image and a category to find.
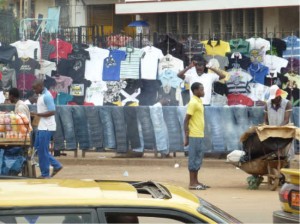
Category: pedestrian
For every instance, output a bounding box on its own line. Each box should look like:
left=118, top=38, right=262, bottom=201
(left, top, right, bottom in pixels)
left=31, top=79, right=63, bottom=178
left=177, top=55, right=226, bottom=106
left=8, top=88, right=31, bottom=121
left=264, top=85, right=292, bottom=126
left=184, top=82, right=209, bottom=190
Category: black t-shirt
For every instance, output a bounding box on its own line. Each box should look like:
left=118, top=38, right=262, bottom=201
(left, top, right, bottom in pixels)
left=138, top=79, right=161, bottom=106
left=67, top=49, right=90, bottom=82
left=69, top=79, right=91, bottom=105
left=266, top=38, right=287, bottom=57
left=13, top=57, right=40, bottom=75
left=226, top=53, right=252, bottom=70
left=155, top=36, right=184, bottom=61
left=0, top=45, right=18, bottom=64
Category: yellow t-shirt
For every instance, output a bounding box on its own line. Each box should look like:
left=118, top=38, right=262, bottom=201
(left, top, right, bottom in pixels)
left=201, top=40, right=231, bottom=56
left=186, top=95, right=204, bottom=137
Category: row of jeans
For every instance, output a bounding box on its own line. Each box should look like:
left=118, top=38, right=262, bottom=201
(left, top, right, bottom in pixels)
left=0, top=105, right=298, bottom=154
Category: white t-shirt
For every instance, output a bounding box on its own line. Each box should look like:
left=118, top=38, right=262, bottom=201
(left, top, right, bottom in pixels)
left=141, top=46, right=164, bottom=80
left=158, top=54, right=184, bottom=74
left=11, top=40, right=41, bottom=59
left=85, top=81, right=107, bottom=106
left=37, top=88, right=56, bottom=131
left=85, top=47, right=109, bottom=81
left=247, top=83, right=270, bottom=102
left=184, top=67, right=219, bottom=105
left=246, top=37, right=270, bottom=52
left=263, top=55, right=288, bottom=74
left=35, top=60, right=57, bottom=77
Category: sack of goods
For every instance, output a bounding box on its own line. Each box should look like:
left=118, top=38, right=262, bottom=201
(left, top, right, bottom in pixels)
left=0, top=112, right=32, bottom=141
left=226, top=150, right=245, bottom=163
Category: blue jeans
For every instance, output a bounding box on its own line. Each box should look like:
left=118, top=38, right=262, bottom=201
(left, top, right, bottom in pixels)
left=232, top=106, right=250, bottom=150
left=132, top=119, right=144, bottom=153
left=221, top=107, right=240, bottom=151
left=177, top=106, right=188, bottom=152
left=111, top=106, right=128, bottom=153
left=56, top=106, right=77, bottom=150
left=188, top=137, right=204, bottom=171
left=136, top=107, right=156, bottom=150
left=72, top=106, right=89, bottom=150
left=99, top=107, right=116, bottom=149
left=205, top=106, right=225, bottom=152
left=84, top=106, right=103, bottom=149
left=248, top=107, right=264, bottom=126
left=124, top=107, right=141, bottom=149
left=149, top=106, right=169, bottom=153
left=163, top=106, right=183, bottom=152
left=34, top=130, right=62, bottom=177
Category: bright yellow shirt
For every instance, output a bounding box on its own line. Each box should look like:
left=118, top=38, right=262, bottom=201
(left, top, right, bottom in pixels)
left=201, top=40, right=231, bottom=56
left=186, top=95, right=204, bottom=137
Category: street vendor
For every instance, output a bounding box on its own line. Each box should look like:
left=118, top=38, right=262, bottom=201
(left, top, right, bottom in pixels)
left=9, top=88, right=31, bottom=122
left=264, top=85, right=292, bottom=126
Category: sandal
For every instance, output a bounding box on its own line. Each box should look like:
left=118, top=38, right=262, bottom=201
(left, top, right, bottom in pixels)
left=189, top=184, right=206, bottom=190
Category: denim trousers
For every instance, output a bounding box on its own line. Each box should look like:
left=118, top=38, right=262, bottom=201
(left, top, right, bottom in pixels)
left=84, top=106, right=103, bottom=149
left=232, top=106, right=250, bottom=149
left=72, top=106, right=89, bottom=149
left=149, top=106, right=169, bottom=153
left=34, top=130, right=62, bottom=177
left=99, top=107, right=116, bottom=149
left=205, top=106, right=226, bottom=152
left=111, top=106, right=128, bottom=153
left=136, top=107, right=156, bottom=150
left=53, top=109, right=65, bottom=150
left=132, top=119, right=144, bottom=153
left=188, top=137, right=204, bottom=171
left=221, top=107, right=240, bottom=151
left=177, top=106, right=188, bottom=152
left=248, top=106, right=264, bottom=126
left=163, top=107, right=183, bottom=152
left=55, top=106, right=77, bottom=150
left=124, top=107, right=141, bottom=149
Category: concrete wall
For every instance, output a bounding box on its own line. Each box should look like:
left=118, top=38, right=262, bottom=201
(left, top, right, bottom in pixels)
left=34, top=0, right=55, bottom=19
left=69, top=0, right=86, bottom=27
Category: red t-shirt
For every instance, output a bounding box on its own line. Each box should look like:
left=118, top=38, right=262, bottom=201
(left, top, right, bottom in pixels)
left=49, top=39, right=73, bottom=60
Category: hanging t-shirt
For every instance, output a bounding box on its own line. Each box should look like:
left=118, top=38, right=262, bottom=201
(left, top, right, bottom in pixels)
left=1, top=69, right=16, bottom=90
left=281, top=58, right=300, bottom=75
left=246, top=37, right=271, bottom=53
left=283, top=73, right=300, bottom=90
left=226, top=69, right=252, bottom=94
left=247, top=82, right=270, bottom=102
left=184, top=67, right=219, bottom=105
left=204, top=55, right=229, bottom=70
left=119, top=47, right=144, bottom=79
left=11, top=40, right=41, bottom=59
left=201, top=40, right=231, bottom=56
left=84, top=46, right=109, bottom=82
left=248, top=63, right=269, bottom=85
left=49, top=39, right=73, bottom=60
left=17, top=74, right=36, bottom=91
left=137, top=79, right=161, bottom=106
left=226, top=53, right=252, bottom=70
left=158, top=54, right=184, bottom=75
left=158, top=69, right=182, bottom=89
left=40, top=42, right=55, bottom=60
left=85, top=81, right=107, bottom=106
left=120, top=79, right=142, bottom=106
left=263, top=55, right=288, bottom=74
left=266, top=38, right=287, bottom=57
left=53, top=75, right=73, bottom=93
left=36, top=60, right=57, bottom=77
left=102, top=49, right=126, bottom=81
left=282, top=35, right=300, bottom=59
left=14, top=57, right=40, bottom=76
left=229, top=39, right=250, bottom=55
left=0, top=45, right=18, bottom=63
left=66, top=49, right=90, bottom=82
left=69, top=79, right=91, bottom=105
left=54, top=92, right=73, bottom=105
left=103, top=80, right=127, bottom=104
left=140, top=46, right=164, bottom=80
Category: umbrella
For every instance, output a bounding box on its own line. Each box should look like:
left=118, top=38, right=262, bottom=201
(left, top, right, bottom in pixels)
left=128, top=20, right=149, bottom=27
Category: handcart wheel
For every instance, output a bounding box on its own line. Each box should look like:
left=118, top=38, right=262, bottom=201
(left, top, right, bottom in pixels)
left=268, top=168, right=280, bottom=191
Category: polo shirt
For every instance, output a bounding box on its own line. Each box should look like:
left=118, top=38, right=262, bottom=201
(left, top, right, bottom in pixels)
left=120, top=47, right=144, bottom=79
left=201, top=40, right=231, bottom=56
left=229, top=38, right=250, bottom=55
left=186, top=95, right=204, bottom=137
left=248, top=63, right=269, bottom=85
left=282, top=35, right=300, bottom=59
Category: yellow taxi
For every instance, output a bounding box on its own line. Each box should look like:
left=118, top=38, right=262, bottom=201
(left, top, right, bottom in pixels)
left=273, top=169, right=300, bottom=223
left=0, top=178, right=241, bottom=223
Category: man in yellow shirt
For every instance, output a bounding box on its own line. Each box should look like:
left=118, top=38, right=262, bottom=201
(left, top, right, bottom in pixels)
left=184, top=82, right=209, bottom=190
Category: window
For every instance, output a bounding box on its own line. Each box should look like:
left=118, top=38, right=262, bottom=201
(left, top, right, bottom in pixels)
left=0, top=208, right=97, bottom=224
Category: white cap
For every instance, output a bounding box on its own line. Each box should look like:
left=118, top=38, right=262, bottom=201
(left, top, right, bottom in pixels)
left=268, top=85, right=281, bottom=100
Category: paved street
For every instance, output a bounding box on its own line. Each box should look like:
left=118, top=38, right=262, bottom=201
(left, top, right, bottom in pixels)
left=40, top=151, right=300, bottom=224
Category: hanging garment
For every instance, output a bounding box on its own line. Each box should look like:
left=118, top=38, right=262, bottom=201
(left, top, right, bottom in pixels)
left=141, top=46, right=164, bottom=80
left=155, top=35, right=184, bottom=60
left=282, top=35, right=300, bottom=59
left=102, top=49, right=126, bottom=81
left=11, top=40, right=41, bottom=60
left=201, top=39, right=231, bottom=56
left=120, top=47, right=144, bottom=79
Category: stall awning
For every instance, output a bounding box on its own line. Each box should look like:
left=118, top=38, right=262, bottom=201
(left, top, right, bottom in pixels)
left=115, top=0, right=299, bottom=14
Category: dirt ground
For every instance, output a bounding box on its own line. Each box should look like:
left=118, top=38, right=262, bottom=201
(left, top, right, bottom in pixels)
left=40, top=151, right=295, bottom=224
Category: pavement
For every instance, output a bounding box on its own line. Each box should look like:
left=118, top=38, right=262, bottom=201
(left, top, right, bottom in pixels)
left=56, top=150, right=300, bottom=169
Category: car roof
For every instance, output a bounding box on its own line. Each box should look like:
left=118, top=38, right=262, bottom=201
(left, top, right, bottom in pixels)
left=0, top=179, right=200, bottom=212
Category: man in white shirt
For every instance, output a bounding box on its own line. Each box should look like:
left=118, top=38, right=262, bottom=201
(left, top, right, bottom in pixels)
left=31, top=79, right=62, bottom=178
left=8, top=88, right=30, bottom=121
left=177, top=56, right=226, bottom=105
